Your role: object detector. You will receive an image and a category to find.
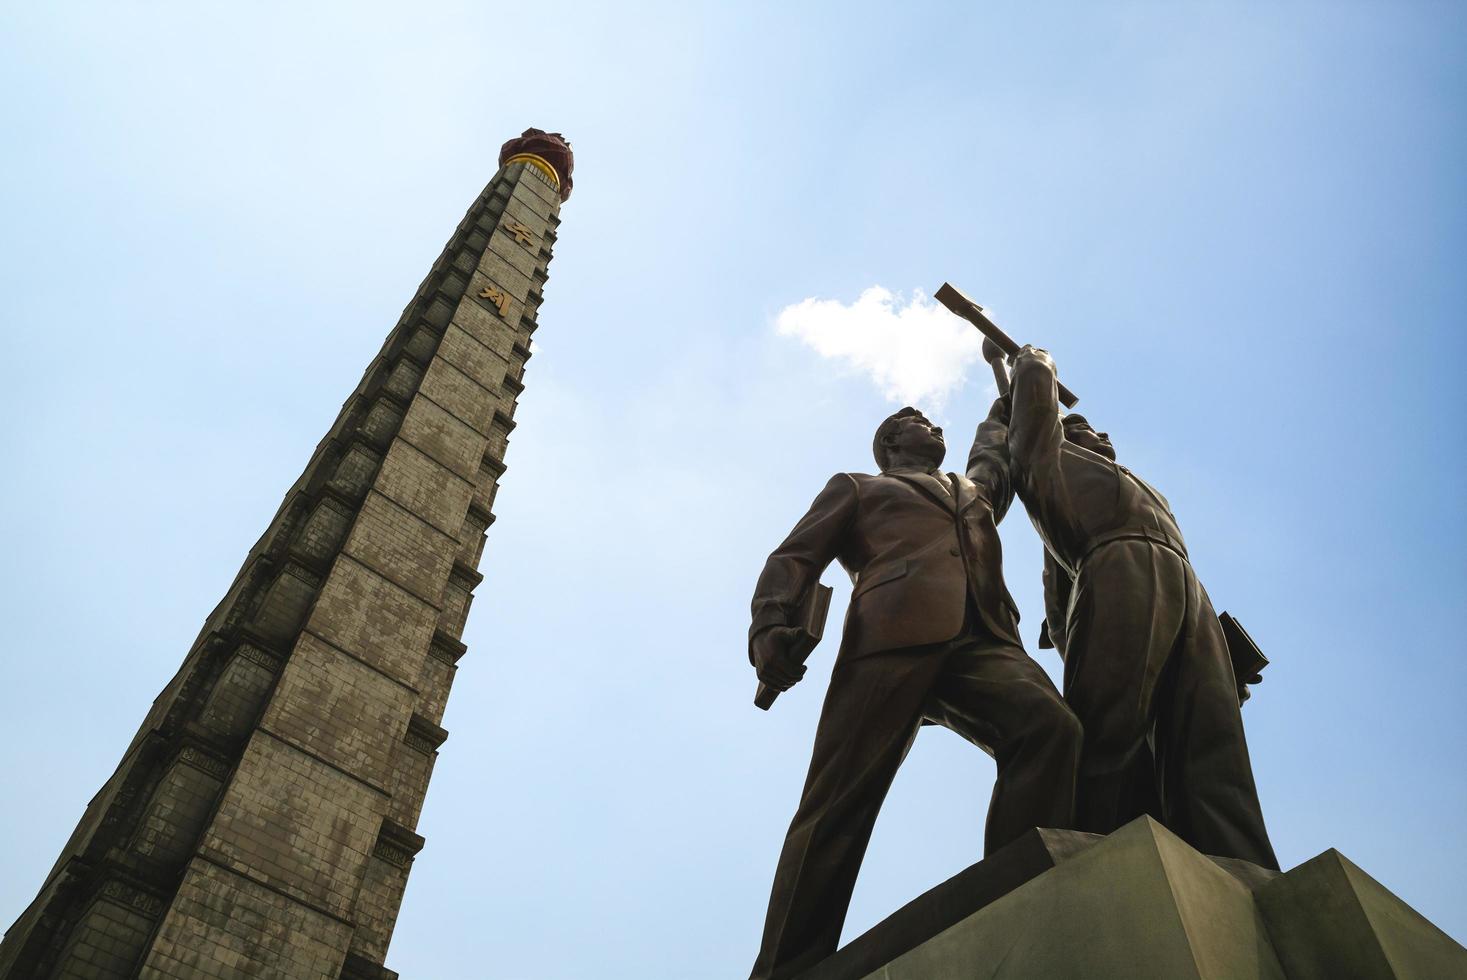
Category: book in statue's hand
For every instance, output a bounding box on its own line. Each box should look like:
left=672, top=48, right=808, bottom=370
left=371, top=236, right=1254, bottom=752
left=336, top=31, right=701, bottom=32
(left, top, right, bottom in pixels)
left=1219, top=611, right=1269, bottom=704
left=754, top=584, right=833, bottom=710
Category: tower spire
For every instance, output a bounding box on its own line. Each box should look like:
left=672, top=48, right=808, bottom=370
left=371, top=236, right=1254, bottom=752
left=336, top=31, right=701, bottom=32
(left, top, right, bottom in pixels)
left=0, top=130, right=573, bottom=980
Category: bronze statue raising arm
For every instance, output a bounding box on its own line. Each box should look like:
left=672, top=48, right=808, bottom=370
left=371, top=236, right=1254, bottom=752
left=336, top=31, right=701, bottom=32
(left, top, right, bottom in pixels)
left=1004, top=344, right=1279, bottom=870
left=965, top=395, right=1015, bottom=524
left=1007, top=345, right=1065, bottom=476
left=746, top=399, right=1084, bottom=978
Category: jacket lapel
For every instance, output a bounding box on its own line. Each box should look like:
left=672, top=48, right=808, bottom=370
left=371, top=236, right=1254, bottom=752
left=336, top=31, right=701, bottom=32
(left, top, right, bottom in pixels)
left=888, top=471, right=958, bottom=515
left=950, top=472, right=980, bottom=514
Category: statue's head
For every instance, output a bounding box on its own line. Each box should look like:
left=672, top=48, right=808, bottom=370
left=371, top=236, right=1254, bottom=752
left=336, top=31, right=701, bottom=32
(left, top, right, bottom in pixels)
left=1062, top=413, right=1115, bottom=460
left=873, top=407, right=946, bottom=471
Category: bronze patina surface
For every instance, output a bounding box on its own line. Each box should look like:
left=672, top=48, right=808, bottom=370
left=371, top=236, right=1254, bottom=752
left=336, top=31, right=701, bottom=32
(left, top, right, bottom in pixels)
left=747, top=400, right=1082, bottom=980
left=1006, top=344, right=1277, bottom=870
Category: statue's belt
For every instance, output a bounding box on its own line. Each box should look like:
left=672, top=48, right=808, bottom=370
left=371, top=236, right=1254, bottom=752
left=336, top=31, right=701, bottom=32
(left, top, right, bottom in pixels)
left=1078, top=526, right=1188, bottom=572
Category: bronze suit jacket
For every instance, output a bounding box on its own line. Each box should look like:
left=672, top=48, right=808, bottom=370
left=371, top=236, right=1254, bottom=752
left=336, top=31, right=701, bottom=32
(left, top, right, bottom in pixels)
left=749, top=402, right=1021, bottom=660
left=1008, top=348, right=1188, bottom=654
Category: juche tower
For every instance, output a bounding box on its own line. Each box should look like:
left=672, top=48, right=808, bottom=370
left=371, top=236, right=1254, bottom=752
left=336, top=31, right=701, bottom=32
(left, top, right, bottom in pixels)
left=0, top=128, right=573, bottom=980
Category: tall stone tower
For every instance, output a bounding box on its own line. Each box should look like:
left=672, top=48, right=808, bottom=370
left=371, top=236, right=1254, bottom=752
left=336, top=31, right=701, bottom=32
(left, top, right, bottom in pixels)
left=0, top=129, right=573, bottom=980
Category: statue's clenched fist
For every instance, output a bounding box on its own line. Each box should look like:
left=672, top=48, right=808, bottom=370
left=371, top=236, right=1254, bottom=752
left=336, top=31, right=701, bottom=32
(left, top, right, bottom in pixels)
left=751, top=626, right=807, bottom=692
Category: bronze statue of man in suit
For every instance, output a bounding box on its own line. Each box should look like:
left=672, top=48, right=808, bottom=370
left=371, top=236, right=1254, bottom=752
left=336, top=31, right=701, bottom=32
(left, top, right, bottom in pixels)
left=747, top=399, right=1082, bottom=980
left=1007, top=345, right=1278, bottom=870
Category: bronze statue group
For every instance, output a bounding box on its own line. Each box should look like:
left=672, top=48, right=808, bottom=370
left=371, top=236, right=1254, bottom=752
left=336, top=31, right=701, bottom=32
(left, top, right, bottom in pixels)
left=747, top=347, right=1276, bottom=980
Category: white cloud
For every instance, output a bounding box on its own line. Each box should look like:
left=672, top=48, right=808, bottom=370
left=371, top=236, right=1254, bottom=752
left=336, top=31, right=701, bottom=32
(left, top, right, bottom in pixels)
left=774, top=286, right=986, bottom=408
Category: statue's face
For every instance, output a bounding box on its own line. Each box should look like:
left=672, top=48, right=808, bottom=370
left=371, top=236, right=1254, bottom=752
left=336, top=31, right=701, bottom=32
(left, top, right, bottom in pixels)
left=886, top=415, right=947, bottom=466
left=1065, top=421, right=1116, bottom=460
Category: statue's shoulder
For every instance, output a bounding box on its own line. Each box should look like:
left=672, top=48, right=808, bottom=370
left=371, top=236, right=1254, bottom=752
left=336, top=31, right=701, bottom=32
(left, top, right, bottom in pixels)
left=848, top=472, right=903, bottom=500
left=817, top=472, right=873, bottom=497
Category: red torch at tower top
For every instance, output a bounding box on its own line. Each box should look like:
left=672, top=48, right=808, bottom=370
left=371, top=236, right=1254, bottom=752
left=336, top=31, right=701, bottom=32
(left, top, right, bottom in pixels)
left=499, top=128, right=574, bottom=201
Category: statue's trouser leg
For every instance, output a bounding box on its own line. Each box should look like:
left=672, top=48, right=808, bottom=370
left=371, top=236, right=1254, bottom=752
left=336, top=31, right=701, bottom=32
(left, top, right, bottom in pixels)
left=923, top=632, right=1082, bottom=853
left=749, top=647, right=946, bottom=980
left=1062, top=541, right=1179, bottom=837
left=1153, top=568, right=1279, bottom=869
left=1063, top=542, right=1278, bottom=869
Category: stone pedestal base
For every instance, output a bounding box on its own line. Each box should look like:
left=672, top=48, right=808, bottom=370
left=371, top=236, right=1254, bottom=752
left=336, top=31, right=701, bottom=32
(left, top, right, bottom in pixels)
left=801, top=816, right=1465, bottom=980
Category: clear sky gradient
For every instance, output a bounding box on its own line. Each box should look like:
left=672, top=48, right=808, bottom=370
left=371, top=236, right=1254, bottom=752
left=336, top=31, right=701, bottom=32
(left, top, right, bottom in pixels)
left=2, top=3, right=1463, bottom=977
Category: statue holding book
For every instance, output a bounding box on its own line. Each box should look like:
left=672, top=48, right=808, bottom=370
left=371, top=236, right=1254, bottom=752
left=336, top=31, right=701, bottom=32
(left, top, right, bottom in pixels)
left=746, top=398, right=1083, bottom=980
left=745, top=284, right=1278, bottom=980
left=1003, top=344, right=1277, bottom=870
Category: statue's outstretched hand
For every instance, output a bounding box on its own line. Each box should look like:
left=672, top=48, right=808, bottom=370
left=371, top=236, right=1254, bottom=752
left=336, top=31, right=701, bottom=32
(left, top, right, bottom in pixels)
left=752, top=626, right=807, bottom=692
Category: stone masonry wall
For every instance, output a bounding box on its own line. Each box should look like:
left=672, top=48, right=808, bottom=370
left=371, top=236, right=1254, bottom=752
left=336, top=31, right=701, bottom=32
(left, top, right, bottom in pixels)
left=0, top=159, right=563, bottom=980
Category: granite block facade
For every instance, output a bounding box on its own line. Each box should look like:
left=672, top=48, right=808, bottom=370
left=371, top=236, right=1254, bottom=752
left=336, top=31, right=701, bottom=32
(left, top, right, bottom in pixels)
left=0, top=149, right=565, bottom=978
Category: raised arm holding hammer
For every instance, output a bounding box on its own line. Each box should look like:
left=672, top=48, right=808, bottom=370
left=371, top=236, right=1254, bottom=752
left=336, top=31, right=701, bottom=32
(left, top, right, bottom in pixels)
left=1010, top=344, right=1277, bottom=869
left=934, top=282, right=1079, bottom=407
left=934, top=282, right=1279, bottom=870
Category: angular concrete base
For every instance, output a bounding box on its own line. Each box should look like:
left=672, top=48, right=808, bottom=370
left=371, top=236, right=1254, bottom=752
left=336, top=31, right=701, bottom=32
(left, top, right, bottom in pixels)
left=801, top=817, right=1466, bottom=980
left=1256, top=848, right=1467, bottom=980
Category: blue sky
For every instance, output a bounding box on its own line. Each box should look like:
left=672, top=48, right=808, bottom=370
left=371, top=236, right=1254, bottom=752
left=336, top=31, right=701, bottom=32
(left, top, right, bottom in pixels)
left=1, top=3, right=1463, bottom=977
